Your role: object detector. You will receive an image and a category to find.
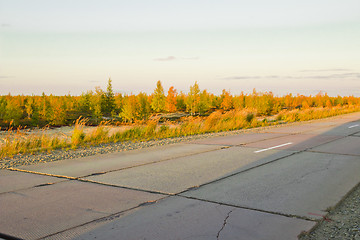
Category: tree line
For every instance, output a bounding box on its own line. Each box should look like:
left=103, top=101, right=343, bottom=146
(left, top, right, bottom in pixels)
left=1, top=79, right=359, bottom=128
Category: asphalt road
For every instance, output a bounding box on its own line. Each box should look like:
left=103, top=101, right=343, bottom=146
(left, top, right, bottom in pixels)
left=1, top=112, right=360, bottom=240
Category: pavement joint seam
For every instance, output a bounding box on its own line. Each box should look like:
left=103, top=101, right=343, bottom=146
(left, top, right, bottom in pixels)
left=350, top=131, right=360, bottom=136
left=79, top=145, right=227, bottom=178
left=7, top=166, right=183, bottom=197
left=4, top=145, right=229, bottom=194
left=196, top=134, right=357, bottom=193
left=177, top=194, right=318, bottom=222
left=39, top=195, right=171, bottom=240
left=300, top=128, right=360, bottom=154
left=5, top=168, right=171, bottom=196
left=76, top=178, right=172, bottom=196
left=235, top=133, right=295, bottom=146
left=176, top=150, right=300, bottom=195
left=306, top=150, right=360, bottom=157
left=189, top=132, right=291, bottom=147
left=7, top=167, right=79, bottom=180
left=0, top=179, right=70, bottom=196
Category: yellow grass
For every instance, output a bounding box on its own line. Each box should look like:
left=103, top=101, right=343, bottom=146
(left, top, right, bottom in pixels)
left=1, top=105, right=360, bottom=158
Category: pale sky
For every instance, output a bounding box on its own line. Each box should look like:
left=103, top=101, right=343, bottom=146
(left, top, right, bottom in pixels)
left=1, top=0, right=360, bottom=96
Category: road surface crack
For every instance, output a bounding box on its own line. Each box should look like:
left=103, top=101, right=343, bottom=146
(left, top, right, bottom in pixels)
left=217, top=209, right=234, bottom=239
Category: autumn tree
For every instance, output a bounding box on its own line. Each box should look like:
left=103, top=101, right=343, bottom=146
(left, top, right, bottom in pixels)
left=120, top=94, right=139, bottom=123
left=301, top=99, right=310, bottom=109
left=165, top=86, right=177, bottom=112
left=24, top=97, right=35, bottom=119
left=114, top=93, right=124, bottom=113
left=220, top=89, right=233, bottom=111
left=176, top=92, right=187, bottom=111
left=334, top=96, right=344, bottom=106
left=256, top=92, right=275, bottom=116
left=186, top=82, right=201, bottom=115
left=284, top=93, right=294, bottom=109
left=151, top=80, right=166, bottom=113
left=50, top=97, right=67, bottom=125
left=233, top=92, right=246, bottom=110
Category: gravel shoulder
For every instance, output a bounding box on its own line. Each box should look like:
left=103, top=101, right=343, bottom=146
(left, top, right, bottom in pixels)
left=1, top=117, right=360, bottom=240
left=299, top=182, right=360, bottom=240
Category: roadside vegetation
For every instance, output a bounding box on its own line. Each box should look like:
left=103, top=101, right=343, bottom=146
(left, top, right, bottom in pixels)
left=1, top=79, right=360, bottom=158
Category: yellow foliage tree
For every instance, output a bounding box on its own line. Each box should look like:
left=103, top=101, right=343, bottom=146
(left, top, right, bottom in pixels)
left=165, top=86, right=177, bottom=113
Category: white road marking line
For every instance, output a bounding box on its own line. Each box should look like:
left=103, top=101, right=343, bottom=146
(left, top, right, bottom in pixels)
left=254, top=142, right=293, bottom=153
left=348, top=124, right=359, bottom=129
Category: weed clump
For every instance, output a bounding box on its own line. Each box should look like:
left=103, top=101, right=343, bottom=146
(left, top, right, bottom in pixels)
left=71, top=118, right=86, bottom=148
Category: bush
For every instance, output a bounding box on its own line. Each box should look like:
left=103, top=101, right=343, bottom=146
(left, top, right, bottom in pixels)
left=246, top=113, right=254, bottom=123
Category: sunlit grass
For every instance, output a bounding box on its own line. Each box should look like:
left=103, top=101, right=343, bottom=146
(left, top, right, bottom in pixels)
left=1, top=105, right=360, bottom=159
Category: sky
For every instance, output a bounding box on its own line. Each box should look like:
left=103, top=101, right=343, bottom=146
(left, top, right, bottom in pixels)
left=1, top=0, right=360, bottom=96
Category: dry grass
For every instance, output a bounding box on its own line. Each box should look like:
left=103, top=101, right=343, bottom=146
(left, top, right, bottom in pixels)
left=1, top=106, right=360, bottom=158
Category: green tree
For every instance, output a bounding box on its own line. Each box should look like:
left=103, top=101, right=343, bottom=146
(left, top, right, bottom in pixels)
left=99, top=78, right=116, bottom=117
left=94, top=86, right=104, bottom=120
left=4, top=99, right=23, bottom=125
left=199, top=90, right=212, bottom=114
left=0, top=96, right=8, bottom=120
left=78, top=91, right=94, bottom=118
left=40, top=93, right=53, bottom=123
left=25, top=97, right=35, bottom=119
left=137, top=92, right=151, bottom=120
left=150, top=80, right=166, bottom=113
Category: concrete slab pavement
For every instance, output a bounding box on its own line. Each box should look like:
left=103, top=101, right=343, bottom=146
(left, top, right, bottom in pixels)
left=84, top=147, right=295, bottom=194
left=17, top=143, right=223, bottom=178
left=190, top=132, right=287, bottom=146
left=182, top=151, right=360, bottom=220
left=0, top=180, right=163, bottom=239
left=244, top=134, right=341, bottom=151
left=263, top=112, right=360, bottom=135
left=263, top=124, right=319, bottom=134
left=305, top=121, right=360, bottom=136
left=0, top=169, right=63, bottom=194
left=2, top=113, right=360, bottom=240
left=47, top=196, right=315, bottom=240
left=309, top=136, right=360, bottom=156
